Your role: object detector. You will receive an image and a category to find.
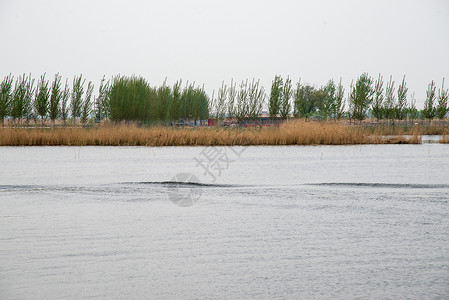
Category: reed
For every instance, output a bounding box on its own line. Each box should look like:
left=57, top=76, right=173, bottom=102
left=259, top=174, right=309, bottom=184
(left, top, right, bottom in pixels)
left=0, top=120, right=423, bottom=146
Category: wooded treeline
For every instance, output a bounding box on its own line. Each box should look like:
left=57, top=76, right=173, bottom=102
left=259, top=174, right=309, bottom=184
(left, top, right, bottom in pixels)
left=0, top=73, right=447, bottom=126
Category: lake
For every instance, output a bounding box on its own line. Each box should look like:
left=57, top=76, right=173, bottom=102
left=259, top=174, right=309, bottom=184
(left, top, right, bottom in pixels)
left=1, top=145, right=448, bottom=299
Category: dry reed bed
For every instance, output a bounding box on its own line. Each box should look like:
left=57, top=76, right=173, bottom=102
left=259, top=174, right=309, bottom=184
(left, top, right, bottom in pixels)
left=0, top=121, right=422, bottom=146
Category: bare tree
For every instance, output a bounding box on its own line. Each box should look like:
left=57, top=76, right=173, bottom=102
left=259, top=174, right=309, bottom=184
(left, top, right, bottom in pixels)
left=227, top=79, right=236, bottom=118
left=247, top=79, right=265, bottom=121
left=235, top=79, right=248, bottom=122
left=215, top=81, right=228, bottom=122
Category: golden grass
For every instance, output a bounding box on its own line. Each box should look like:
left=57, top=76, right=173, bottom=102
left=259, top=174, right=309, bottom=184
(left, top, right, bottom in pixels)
left=440, top=135, right=449, bottom=144
left=0, top=120, right=424, bottom=146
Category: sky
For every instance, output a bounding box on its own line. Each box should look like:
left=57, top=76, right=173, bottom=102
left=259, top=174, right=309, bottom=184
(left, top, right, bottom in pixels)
left=1, top=0, right=448, bottom=108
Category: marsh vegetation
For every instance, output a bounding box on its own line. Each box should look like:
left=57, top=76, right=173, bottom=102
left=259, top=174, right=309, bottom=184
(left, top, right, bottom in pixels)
left=1, top=73, right=448, bottom=145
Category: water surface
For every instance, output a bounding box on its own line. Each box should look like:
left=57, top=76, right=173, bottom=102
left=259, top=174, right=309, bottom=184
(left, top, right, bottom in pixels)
left=1, top=145, right=448, bottom=299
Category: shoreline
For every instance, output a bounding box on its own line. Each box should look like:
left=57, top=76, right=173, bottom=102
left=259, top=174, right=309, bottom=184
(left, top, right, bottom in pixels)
left=2, top=121, right=445, bottom=146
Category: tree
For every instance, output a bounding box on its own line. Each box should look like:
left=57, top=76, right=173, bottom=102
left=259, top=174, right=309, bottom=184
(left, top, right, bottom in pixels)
left=311, top=87, right=326, bottom=118
left=71, top=74, right=85, bottom=123
left=347, top=81, right=354, bottom=121
left=156, top=82, right=173, bottom=123
left=436, top=78, right=448, bottom=120
left=408, top=92, right=419, bottom=122
left=320, top=79, right=336, bottom=120
left=94, top=75, right=110, bottom=122
left=269, top=75, right=282, bottom=119
left=348, top=73, right=373, bottom=121
left=49, top=74, right=62, bottom=125
left=215, top=81, right=228, bottom=121
left=34, top=73, right=50, bottom=124
left=247, top=79, right=265, bottom=120
left=170, top=80, right=182, bottom=121
left=422, top=80, right=436, bottom=121
left=235, top=79, right=248, bottom=122
left=11, top=74, right=34, bottom=126
left=227, top=79, right=236, bottom=118
left=280, top=76, right=292, bottom=119
left=395, top=75, right=408, bottom=120
left=23, top=75, right=35, bottom=124
left=81, top=81, right=94, bottom=125
left=0, top=74, right=14, bottom=127
left=293, top=80, right=316, bottom=119
left=371, top=74, right=384, bottom=121
left=293, top=79, right=302, bottom=118
left=334, top=78, right=345, bottom=120
left=60, top=79, right=70, bottom=125
left=383, top=76, right=395, bottom=122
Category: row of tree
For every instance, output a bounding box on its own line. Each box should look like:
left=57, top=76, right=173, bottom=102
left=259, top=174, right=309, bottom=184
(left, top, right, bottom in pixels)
left=1, top=73, right=448, bottom=127
left=108, top=76, right=209, bottom=123
left=0, top=73, right=96, bottom=126
left=348, top=73, right=448, bottom=122
left=0, top=74, right=210, bottom=126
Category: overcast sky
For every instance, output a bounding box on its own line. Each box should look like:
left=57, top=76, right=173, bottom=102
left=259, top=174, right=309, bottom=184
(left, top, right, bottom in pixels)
left=1, top=0, right=448, bottom=107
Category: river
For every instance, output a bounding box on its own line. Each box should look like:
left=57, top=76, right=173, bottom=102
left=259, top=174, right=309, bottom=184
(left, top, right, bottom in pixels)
left=1, top=145, right=448, bottom=299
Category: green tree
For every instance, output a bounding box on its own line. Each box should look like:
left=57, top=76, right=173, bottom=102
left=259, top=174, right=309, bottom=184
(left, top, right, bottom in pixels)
left=383, top=76, right=395, bottom=122
left=11, top=74, right=34, bottom=126
left=293, top=80, right=316, bottom=119
left=311, top=87, right=327, bottom=118
left=320, top=79, right=336, bottom=120
left=156, top=82, right=173, bottom=123
left=94, top=76, right=110, bottom=122
left=235, top=79, right=249, bottom=122
left=169, top=80, right=182, bottom=122
left=422, top=80, right=436, bottom=120
left=49, top=74, right=62, bottom=125
left=280, top=76, right=292, bottom=119
left=395, top=75, right=408, bottom=120
left=408, top=92, right=419, bottom=122
left=109, top=75, right=152, bottom=122
left=436, top=78, right=448, bottom=120
left=371, top=74, right=384, bottom=121
left=0, top=74, right=14, bottom=127
left=60, top=79, right=70, bottom=125
left=34, top=73, right=50, bottom=124
left=334, top=78, right=345, bottom=120
left=348, top=73, right=373, bottom=121
left=269, top=75, right=283, bottom=119
left=71, top=75, right=85, bottom=123
left=81, top=81, right=94, bottom=125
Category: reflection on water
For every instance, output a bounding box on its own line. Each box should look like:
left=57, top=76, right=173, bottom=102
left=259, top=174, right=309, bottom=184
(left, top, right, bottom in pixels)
left=1, top=145, right=448, bottom=299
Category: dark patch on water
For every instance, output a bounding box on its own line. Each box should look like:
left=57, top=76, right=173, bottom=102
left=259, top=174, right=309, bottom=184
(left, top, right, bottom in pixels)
left=308, top=183, right=449, bottom=189
left=123, top=181, right=243, bottom=188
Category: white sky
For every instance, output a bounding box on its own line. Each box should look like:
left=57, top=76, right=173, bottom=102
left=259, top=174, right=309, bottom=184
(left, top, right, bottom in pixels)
left=1, top=0, right=448, bottom=108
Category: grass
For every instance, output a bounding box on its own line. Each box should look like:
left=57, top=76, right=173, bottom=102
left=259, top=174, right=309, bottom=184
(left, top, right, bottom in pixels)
left=0, top=120, right=429, bottom=146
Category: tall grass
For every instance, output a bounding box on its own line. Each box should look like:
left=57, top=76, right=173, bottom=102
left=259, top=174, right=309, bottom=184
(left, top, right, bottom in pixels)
left=0, top=120, right=421, bottom=146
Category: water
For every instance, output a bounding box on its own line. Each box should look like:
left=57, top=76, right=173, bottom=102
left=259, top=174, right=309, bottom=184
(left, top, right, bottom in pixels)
left=1, top=145, right=448, bottom=299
